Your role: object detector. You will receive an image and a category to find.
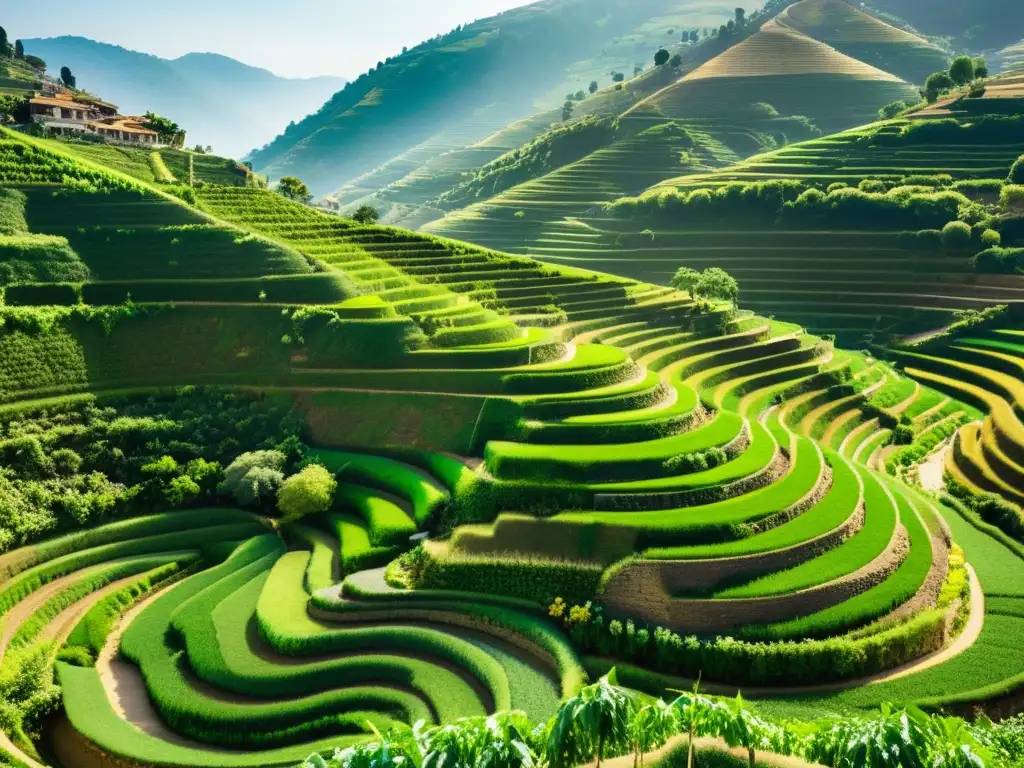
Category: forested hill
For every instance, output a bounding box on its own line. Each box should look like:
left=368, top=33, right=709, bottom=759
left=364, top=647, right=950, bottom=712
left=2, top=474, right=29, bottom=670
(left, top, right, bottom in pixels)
left=247, top=0, right=733, bottom=197
left=20, top=37, right=345, bottom=159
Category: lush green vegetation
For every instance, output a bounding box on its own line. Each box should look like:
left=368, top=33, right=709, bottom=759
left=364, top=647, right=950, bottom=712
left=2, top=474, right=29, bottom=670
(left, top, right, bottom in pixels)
left=1, top=21, right=1023, bottom=768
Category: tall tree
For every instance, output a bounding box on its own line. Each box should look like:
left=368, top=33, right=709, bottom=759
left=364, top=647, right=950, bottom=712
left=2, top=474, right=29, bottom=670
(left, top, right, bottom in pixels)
left=14, top=40, right=24, bottom=59
left=276, top=176, right=313, bottom=204
left=589, top=80, right=599, bottom=94
left=654, top=48, right=670, bottom=66
left=735, top=7, right=746, bottom=25
left=0, top=26, right=9, bottom=58
left=59, top=66, right=76, bottom=88
left=948, top=55, right=975, bottom=85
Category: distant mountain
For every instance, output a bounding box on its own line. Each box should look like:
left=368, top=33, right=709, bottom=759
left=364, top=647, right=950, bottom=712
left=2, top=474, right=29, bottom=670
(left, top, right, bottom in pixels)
left=246, top=0, right=737, bottom=197
left=20, top=37, right=346, bottom=158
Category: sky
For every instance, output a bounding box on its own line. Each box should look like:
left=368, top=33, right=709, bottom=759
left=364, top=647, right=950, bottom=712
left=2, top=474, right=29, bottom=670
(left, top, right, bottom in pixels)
left=3, top=0, right=539, bottom=79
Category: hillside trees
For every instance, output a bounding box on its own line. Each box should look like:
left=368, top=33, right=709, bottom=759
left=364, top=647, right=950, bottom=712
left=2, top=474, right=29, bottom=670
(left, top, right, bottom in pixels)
left=0, top=26, right=9, bottom=58
left=142, top=112, right=185, bottom=145
left=693, top=267, right=739, bottom=304
left=654, top=48, right=671, bottom=66
left=352, top=204, right=380, bottom=225
left=276, top=176, right=313, bottom=204
left=277, top=464, right=336, bottom=521
left=949, top=55, right=975, bottom=85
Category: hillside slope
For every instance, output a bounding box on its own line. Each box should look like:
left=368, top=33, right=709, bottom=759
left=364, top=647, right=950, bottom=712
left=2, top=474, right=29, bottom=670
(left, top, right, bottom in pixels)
left=20, top=37, right=345, bottom=158
left=246, top=0, right=734, bottom=197
left=775, top=0, right=949, bottom=84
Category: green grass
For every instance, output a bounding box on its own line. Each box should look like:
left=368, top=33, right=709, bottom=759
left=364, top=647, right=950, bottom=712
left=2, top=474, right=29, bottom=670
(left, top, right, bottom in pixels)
left=334, top=485, right=417, bottom=547
left=716, top=469, right=896, bottom=598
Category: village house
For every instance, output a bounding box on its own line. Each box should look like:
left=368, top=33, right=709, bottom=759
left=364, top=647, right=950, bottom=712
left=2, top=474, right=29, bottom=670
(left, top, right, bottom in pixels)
left=27, top=91, right=161, bottom=145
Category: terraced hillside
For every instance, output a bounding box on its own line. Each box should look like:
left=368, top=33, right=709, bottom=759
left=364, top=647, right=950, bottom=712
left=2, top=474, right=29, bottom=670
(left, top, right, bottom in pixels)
left=248, top=0, right=735, bottom=197
left=892, top=322, right=1024, bottom=509
left=774, top=0, right=949, bottom=84
left=0, top=56, right=43, bottom=97
left=457, top=109, right=1024, bottom=344
left=1, top=125, right=1024, bottom=767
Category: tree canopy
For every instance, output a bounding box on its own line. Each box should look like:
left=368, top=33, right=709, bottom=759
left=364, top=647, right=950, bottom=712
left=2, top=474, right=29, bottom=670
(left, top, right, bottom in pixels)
left=654, top=48, right=670, bottom=66
left=276, top=464, right=336, bottom=521
left=142, top=112, right=185, bottom=145
left=276, top=176, right=313, bottom=204
left=948, top=56, right=975, bottom=86
left=59, top=66, right=76, bottom=89
left=352, top=204, right=380, bottom=224
left=693, top=267, right=740, bottom=304
left=589, top=80, right=599, bottom=94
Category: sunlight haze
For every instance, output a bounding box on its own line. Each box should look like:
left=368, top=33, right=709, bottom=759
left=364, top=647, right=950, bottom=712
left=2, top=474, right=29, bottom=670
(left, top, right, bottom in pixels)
left=3, top=0, right=539, bottom=78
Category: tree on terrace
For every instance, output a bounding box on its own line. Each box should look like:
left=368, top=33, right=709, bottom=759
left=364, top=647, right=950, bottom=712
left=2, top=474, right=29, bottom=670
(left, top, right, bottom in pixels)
left=0, top=27, right=9, bottom=58
left=670, top=266, right=701, bottom=292
left=693, top=267, right=739, bottom=304
left=276, top=176, right=313, bottom=204
left=948, top=55, right=975, bottom=85
left=654, top=48, right=671, bottom=66
left=352, top=204, right=380, bottom=224
left=15, top=40, right=25, bottom=59
left=670, top=53, right=683, bottom=67
left=735, top=7, right=746, bottom=25
left=973, top=57, right=989, bottom=79
left=277, top=464, right=336, bottom=521
left=59, top=66, right=75, bottom=88
left=562, top=99, right=575, bottom=121
left=689, top=30, right=700, bottom=42
left=589, top=80, right=599, bottom=94
left=612, top=72, right=625, bottom=82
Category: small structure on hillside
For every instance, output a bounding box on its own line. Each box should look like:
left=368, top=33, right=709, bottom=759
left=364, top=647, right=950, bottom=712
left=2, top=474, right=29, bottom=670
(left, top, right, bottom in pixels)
left=27, top=91, right=161, bottom=145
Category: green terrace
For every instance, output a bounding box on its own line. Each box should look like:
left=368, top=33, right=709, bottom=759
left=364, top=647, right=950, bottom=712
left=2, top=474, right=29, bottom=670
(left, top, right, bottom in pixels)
left=1, top=113, right=1023, bottom=767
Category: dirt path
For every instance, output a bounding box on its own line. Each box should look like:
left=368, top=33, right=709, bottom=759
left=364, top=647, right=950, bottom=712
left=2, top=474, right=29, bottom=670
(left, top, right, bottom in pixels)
left=919, top=438, right=954, bottom=492
left=95, top=579, right=234, bottom=750
left=0, top=568, right=102, bottom=663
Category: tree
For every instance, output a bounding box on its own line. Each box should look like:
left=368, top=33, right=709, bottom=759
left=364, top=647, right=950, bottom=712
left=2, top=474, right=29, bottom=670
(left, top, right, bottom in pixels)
left=973, top=57, right=989, bottom=79
left=573, top=89, right=586, bottom=101
left=612, top=72, right=625, bottom=83
left=0, top=27, right=8, bottom=58
left=878, top=100, right=908, bottom=120
left=352, top=204, right=380, bottom=224
left=218, top=450, right=286, bottom=508
left=735, top=7, right=746, bottom=25
left=562, top=100, right=575, bottom=122
left=670, top=53, right=683, bottom=67
left=654, top=48, right=670, bottom=67
left=546, top=671, right=637, bottom=768
left=276, top=464, right=336, bottom=521
left=720, top=696, right=777, bottom=768
left=689, top=30, right=699, bottom=43
left=276, top=176, right=313, bottom=204
left=692, top=267, right=739, bottom=304
left=15, top=40, right=24, bottom=59
left=630, top=700, right=677, bottom=766
left=59, top=66, right=76, bottom=89
left=142, top=111, right=184, bottom=145
left=948, top=55, right=975, bottom=86
left=589, top=80, right=599, bottom=94
left=24, top=55, right=45, bottom=71
left=670, top=266, right=701, bottom=292
left=924, top=71, right=954, bottom=99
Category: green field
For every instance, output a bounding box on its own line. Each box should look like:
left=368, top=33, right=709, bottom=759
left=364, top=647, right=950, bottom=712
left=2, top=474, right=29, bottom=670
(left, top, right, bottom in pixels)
left=0, top=11, right=1023, bottom=767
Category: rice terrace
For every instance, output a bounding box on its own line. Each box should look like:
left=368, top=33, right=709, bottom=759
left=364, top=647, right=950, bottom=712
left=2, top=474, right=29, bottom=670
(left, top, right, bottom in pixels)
left=1, top=1, right=1024, bottom=766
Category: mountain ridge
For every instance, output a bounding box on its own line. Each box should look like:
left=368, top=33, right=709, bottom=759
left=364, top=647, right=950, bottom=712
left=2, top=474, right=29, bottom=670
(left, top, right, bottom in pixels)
left=20, top=35, right=346, bottom=158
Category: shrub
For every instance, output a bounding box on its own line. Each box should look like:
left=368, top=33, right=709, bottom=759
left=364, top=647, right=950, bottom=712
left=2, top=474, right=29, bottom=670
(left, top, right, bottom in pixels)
left=218, top=450, right=286, bottom=508
left=858, top=179, right=887, bottom=193
left=1009, top=154, right=1024, bottom=184
left=276, top=464, right=337, bottom=521
left=1001, top=185, right=1024, bottom=212
left=980, top=229, right=1001, bottom=247
left=940, top=221, right=972, bottom=249
left=973, top=247, right=1024, bottom=274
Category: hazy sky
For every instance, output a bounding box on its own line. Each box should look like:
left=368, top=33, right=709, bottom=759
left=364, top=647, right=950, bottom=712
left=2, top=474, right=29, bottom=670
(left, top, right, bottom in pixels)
left=3, top=0, right=538, bottom=79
